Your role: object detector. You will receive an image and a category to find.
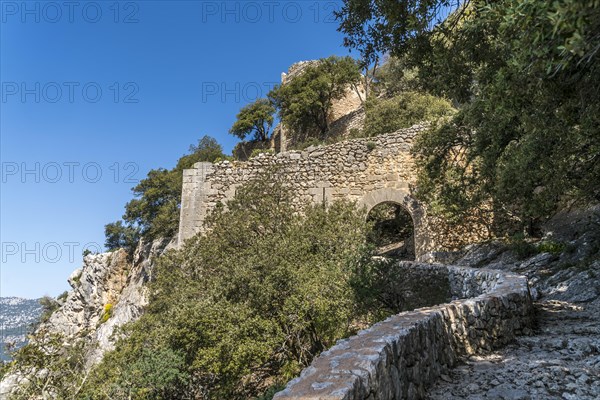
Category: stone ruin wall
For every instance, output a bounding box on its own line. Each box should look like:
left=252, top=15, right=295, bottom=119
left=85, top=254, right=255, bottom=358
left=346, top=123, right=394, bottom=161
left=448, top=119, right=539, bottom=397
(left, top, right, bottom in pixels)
left=273, top=263, right=534, bottom=400
left=271, top=60, right=367, bottom=153
left=178, top=125, right=491, bottom=258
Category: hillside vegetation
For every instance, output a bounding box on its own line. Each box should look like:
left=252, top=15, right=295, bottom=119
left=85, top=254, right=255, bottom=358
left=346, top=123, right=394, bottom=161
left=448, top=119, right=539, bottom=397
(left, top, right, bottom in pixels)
left=3, top=1, right=599, bottom=399
left=80, top=174, right=395, bottom=399
left=337, top=0, right=600, bottom=233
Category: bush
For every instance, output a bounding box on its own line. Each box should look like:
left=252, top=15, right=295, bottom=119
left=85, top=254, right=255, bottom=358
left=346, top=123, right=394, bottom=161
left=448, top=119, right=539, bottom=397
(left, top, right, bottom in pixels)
left=250, top=148, right=274, bottom=158
left=57, top=291, right=68, bottom=302
left=269, top=56, right=362, bottom=141
left=351, top=259, right=452, bottom=320
left=213, top=155, right=234, bottom=163
left=508, top=233, right=537, bottom=259
left=362, top=92, right=455, bottom=137
left=229, top=98, right=276, bottom=142
left=39, top=296, right=60, bottom=324
left=6, top=333, right=89, bottom=399
left=537, top=240, right=566, bottom=255
left=104, top=221, right=140, bottom=253
left=83, top=173, right=375, bottom=399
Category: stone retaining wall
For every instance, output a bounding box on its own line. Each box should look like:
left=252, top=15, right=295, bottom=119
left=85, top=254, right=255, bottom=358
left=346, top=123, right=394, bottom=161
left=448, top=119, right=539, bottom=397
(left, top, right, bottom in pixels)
left=273, top=263, right=533, bottom=400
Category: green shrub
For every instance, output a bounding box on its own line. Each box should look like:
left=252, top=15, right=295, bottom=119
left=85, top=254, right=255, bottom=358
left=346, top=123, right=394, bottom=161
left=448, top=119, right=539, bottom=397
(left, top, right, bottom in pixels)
left=39, top=296, right=60, bottom=324
left=508, top=233, right=537, bottom=259
left=254, top=384, right=286, bottom=400
left=290, top=137, right=322, bottom=151
left=214, top=155, right=234, bottom=163
left=362, top=92, right=455, bottom=137
left=348, top=128, right=363, bottom=139
left=366, top=141, right=377, bottom=151
left=269, top=56, right=362, bottom=140
left=83, top=174, right=375, bottom=399
left=250, top=148, right=274, bottom=158
left=6, top=333, right=89, bottom=399
left=351, top=258, right=452, bottom=319
left=57, top=291, right=69, bottom=302
left=104, top=221, right=140, bottom=253
left=537, top=240, right=566, bottom=255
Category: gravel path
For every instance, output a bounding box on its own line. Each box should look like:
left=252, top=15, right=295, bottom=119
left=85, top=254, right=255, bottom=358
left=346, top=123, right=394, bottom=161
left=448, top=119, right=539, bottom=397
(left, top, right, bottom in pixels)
left=426, top=299, right=600, bottom=399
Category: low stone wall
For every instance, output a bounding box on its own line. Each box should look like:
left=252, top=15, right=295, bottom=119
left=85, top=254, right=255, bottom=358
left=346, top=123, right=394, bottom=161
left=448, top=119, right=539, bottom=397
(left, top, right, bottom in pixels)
left=273, top=263, right=533, bottom=400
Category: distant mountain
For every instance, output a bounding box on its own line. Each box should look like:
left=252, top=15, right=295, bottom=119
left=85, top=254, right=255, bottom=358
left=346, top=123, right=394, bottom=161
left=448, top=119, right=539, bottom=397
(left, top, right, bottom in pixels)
left=0, top=297, right=43, bottom=361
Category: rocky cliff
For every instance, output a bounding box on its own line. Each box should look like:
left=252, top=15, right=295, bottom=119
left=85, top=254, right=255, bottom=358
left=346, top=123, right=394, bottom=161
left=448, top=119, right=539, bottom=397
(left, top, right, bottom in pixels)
left=50, top=237, right=172, bottom=366
left=0, top=237, right=173, bottom=396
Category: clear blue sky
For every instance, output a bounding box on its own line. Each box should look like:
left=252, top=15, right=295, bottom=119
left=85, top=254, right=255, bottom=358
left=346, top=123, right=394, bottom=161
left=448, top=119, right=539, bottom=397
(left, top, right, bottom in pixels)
left=1, top=0, right=354, bottom=298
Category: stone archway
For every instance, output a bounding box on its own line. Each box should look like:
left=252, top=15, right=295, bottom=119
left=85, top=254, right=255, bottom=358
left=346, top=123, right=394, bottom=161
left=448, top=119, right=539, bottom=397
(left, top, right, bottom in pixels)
left=358, top=188, right=427, bottom=259
left=367, top=202, right=415, bottom=259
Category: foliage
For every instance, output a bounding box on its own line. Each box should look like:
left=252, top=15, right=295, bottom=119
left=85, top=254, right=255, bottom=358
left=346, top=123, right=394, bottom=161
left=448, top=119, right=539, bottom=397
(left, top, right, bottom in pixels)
left=187, top=136, right=226, bottom=163
left=508, top=236, right=566, bottom=259
left=338, top=0, right=600, bottom=233
left=229, top=98, right=276, bottom=142
left=213, top=155, right=234, bottom=163
left=249, top=148, right=274, bottom=158
left=254, top=384, right=286, bottom=400
left=113, top=135, right=225, bottom=243
left=537, top=240, right=567, bottom=256
left=7, top=331, right=91, bottom=400
left=507, top=233, right=537, bottom=259
left=335, top=0, right=464, bottom=71
left=39, top=296, right=60, bottom=324
left=104, top=220, right=141, bottom=252
left=351, top=259, right=451, bottom=321
left=0, top=361, right=9, bottom=381
left=57, top=291, right=69, bottom=302
left=269, top=56, right=362, bottom=141
left=374, top=55, right=422, bottom=96
left=362, top=91, right=454, bottom=137
left=83, top=173, right=375, bottom=399
left=82, top=345, right=189, bottom=400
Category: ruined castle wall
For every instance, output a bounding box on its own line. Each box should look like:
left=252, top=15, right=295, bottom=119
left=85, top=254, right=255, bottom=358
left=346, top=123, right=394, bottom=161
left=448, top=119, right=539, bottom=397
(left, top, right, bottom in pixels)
left=273, top=263, right=534, bottom=400
left=178, top=125, right=490, bottom=257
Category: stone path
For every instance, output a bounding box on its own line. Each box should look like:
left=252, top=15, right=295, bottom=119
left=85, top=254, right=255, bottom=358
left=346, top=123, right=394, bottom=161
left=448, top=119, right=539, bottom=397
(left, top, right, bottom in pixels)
left=426, top=300, right=600, bottom=399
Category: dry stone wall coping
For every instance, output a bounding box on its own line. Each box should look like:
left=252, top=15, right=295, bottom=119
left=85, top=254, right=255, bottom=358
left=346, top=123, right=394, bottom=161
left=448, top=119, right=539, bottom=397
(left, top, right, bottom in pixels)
left=273, top=263, right=533, bottom=400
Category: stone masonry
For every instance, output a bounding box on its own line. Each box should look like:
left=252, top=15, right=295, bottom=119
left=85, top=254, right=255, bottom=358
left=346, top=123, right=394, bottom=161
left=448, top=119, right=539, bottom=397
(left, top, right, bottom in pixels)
left=273, top=263, right=534, bottom=400
left=178, top=125, right=490, bottom=258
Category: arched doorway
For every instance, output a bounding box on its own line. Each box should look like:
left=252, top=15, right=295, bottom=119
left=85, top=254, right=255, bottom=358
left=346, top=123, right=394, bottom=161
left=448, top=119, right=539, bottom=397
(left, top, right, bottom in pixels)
left=367, top=202, right=415, bottom=259
left=358, top=188, right=427, bottom=259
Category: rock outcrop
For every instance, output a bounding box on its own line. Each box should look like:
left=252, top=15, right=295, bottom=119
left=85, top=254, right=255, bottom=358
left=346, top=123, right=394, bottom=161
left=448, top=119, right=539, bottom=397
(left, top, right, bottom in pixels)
left=0, top=237, right=173, bottom=396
